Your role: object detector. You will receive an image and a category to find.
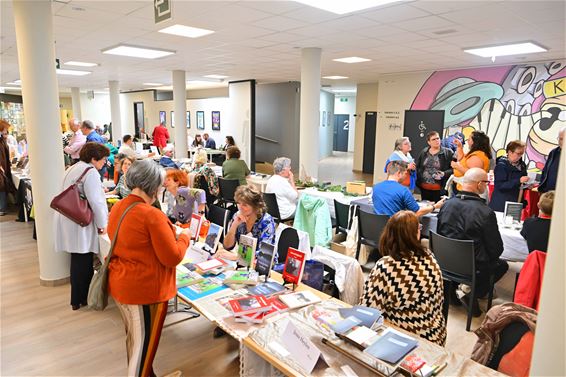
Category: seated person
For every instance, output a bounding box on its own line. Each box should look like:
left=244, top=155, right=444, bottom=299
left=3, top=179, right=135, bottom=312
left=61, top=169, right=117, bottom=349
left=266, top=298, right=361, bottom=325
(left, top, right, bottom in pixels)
left=191, top=134, right=204, bottom=148
left=265, top=157, right=298, bottom=220
left=437, top=168, right=509, bottom=316
left=159, top=145, right=179, bottom=169
left=163, top=169, right=206, bottom=224
left=106, top=156, right=135, bottom=199
left=372, top=160, right=444, bottom=217
left=521, top=191, right=554, bottom=253
left=118, top=134, right=155, bottom=159
left=203, top=133, right=216, bottom=149
left=223, top=185, right=277, bottom=260
left=112, top=153, right=127, bottom=186
left=222, top=146, right=250, bottom=186
left=359, top=211, right=446, bottom=346
left=190, top=149, right=219, bottom=197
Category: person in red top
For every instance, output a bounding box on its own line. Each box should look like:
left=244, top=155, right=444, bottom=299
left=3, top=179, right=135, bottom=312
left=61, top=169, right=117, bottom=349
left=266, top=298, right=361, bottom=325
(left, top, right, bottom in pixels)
left=108, top=160, right=190, bottom=377
left=152, top=122, right=169, bottom=151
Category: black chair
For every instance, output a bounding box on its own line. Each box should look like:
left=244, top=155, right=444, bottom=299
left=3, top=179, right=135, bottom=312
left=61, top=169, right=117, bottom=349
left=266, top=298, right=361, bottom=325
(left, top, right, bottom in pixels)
left=208, top=204, right=230, bottom=241
left=429, top=231, right=495, bottom=331
left=356, top=210, right=389, bottom=265
left=218, top=178, right=239, bottom=208
left=263, top=193, right=294, bottom=224
left=334, top=200, right=350, bottom=237
left=276, top=227, right=299, bottom=264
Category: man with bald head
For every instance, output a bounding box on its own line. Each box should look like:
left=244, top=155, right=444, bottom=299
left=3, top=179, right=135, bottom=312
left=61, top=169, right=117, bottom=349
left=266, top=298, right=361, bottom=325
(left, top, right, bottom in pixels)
left=63, top=118, right=86, bottom=164
left=436, top=168, right=508, bottom=316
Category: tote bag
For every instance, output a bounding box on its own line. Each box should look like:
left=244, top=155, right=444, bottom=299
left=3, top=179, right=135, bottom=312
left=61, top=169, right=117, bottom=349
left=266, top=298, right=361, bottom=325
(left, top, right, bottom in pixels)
left=50, top=167, right=93, bottom=227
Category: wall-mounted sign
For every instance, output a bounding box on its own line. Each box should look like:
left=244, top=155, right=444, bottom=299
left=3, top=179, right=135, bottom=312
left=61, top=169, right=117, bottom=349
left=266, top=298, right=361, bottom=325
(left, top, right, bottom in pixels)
left=154, top=0, right=171, bottom=24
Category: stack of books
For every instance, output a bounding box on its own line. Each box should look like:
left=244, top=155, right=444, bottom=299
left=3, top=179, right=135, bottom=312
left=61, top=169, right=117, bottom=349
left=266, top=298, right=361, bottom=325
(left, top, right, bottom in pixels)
left=223, top=270, right=260, bottom=286
left=228, top=295, right=273, bottom=324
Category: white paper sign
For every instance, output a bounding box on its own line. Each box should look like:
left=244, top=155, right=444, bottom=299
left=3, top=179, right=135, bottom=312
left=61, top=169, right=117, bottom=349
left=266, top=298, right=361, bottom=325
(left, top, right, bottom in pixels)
left=280, top=320, right=321, bottom=374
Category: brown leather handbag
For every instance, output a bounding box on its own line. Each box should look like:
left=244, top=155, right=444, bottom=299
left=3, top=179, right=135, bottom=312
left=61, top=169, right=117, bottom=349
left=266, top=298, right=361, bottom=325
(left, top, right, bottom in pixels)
left=50, top=166, right=94, bottom=227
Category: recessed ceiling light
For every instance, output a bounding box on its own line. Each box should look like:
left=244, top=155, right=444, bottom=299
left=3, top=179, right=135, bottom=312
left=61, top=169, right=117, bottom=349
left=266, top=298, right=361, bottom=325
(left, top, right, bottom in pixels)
left=64, top=61, right=98, bottom=67
left=56, top=69, right=92, bottom=76
left=464, top=42, right=547, bottom=58
left=5, top=80, right=21, bottom=86
left=143, top=82, right=163, bottom=86
left=333, top=57, right=371, bottom=64
left=204, top=74, right=229, bottom=80
left=102, top=44, right=175, bottom=59
left=323, top=75, right=349, bottom=80
left=158, top=24, right=214, bottom=38
left=294, top=0, right=402, bottom=14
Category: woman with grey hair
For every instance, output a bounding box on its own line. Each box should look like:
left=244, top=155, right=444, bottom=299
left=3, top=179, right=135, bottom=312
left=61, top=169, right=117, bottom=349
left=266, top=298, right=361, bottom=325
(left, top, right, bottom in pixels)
left=386, top=136, right=416, bottom=191
left=107, top=159, right=191, bottom=377
left=265, top=157, right=298, bottom=219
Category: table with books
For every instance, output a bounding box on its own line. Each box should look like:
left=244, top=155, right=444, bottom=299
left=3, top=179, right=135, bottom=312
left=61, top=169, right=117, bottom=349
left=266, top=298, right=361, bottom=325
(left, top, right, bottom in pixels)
left=299, top=187, right=371, bottom=219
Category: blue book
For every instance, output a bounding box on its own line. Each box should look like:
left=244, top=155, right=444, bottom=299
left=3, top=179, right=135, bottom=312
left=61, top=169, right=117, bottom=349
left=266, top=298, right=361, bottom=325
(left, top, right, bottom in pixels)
left=364, top=329, right=418, bottom=364
left=178, top=274, right=228, bottom=301
left=338, top=306, right=382, bottom=328
left=247, top=281, right=286, bottom=297
left=330, top=316, right=362, bottom=335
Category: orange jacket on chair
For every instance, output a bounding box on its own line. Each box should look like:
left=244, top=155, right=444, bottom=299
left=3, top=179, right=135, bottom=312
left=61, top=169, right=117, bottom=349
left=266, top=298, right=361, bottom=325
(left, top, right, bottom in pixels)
left=514, top=250, right=546, bottom=311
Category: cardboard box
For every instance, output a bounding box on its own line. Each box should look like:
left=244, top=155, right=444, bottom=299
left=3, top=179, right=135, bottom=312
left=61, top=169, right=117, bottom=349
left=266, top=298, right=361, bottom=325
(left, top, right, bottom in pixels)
left=346, top=181, right=366, bottom=195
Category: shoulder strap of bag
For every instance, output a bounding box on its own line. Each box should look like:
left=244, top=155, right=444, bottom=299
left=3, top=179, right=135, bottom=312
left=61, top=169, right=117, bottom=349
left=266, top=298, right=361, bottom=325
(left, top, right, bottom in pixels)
left=75, top=166, right=94, bottom=184
left=105, top=201, right=141, bottom=263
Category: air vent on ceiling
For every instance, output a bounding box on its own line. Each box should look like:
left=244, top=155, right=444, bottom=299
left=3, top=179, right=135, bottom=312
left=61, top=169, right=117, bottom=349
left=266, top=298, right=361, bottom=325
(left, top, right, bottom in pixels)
left=432, top=29, right=458, bottom=35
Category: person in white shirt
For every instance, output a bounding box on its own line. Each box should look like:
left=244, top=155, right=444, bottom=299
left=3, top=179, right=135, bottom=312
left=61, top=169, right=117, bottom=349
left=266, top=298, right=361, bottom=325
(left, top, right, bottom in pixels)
left=118, top=134, right=154, bottom=159
left=265, top=157, right=298, bottom=220
left=63, top=119, right=87, bottom=164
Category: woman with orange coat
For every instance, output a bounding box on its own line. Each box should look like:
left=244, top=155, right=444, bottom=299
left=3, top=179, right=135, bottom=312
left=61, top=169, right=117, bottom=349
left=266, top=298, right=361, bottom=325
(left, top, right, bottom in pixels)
left=451, top=130, right=492, bottom=193
left=108, top=160, right=191, bottom=377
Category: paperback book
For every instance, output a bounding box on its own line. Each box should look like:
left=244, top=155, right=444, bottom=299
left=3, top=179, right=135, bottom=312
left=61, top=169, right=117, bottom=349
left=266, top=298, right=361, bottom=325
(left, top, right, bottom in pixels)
left=363, top=328, right=418, bottom=365
left=204, top=222, right=223, bottom=253
left=223, top=270, right=260, bottom=285
left=178, top=275, right=228, bottom=301
left=282, top=247, right=306, bottom=285
left=189, top=213, right=203, bottom=240
left=338, top=306, right=383, bottom=329
left=228, top=295, right=271, bottom=316
left=234, top=296, right=289, bottom=324
left=195, top=258, right=226, bottom=273
left=255, top=241, right=276, bottom=279
left=237, top=234, right=257, bottom=268
left=279, top=290, right=321, bottom=309
left=247, top=281, right=286, bottom=297
left=175, top=267, right=204, bottom=288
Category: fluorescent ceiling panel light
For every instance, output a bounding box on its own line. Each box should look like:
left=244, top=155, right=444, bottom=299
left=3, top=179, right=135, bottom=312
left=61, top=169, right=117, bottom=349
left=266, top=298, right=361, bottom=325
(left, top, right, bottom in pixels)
left=56, top=69, right=91, bottom=76
left=333, top=57, right=371, bottom=64
left=159, top=24, right=214, bottom=38
left=143, top=82, right=163, bottom=86
left=294, top=0, right=402, bottom=14
left=331, top=89, right=357, bottom=93
left=204, top=74, right=229, bottom=79
left=64, top=61, right=98, bottom=67
left=323, top=75, right=349, bottom=80
left=464, top=42, right=547, bottom=58
left=102, top=45, right=175, bottom=59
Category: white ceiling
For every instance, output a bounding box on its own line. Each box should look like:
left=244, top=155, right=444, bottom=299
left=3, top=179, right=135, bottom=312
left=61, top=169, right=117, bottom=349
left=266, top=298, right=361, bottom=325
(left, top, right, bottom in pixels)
left=1, top=0, right=565, bottom=93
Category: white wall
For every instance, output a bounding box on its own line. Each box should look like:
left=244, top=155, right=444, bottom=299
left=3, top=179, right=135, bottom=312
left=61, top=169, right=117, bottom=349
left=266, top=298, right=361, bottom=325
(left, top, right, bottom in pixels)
left=228, top=81, right=253, bottom=166
left=334, top=95, right=356, bottom=152
left=319, top=90, right=335, bottom=159
left=59, top=93, right=111, bottom=128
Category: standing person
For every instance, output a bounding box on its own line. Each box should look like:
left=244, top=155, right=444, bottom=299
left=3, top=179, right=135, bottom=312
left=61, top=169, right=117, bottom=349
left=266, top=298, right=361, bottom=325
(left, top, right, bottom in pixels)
left=63, top=119, right=86, bottom=165
left=489, top=140, right=528, bottom=212
left=54, top=142, right=109, bottom=310
left=385, top=137, right=416, bottom=191
left=451, top=130, right=492, bottom=192
left=415, top=131, right=454, bottom=202
left=538, top=127, right=564, bottom=193
left=222, top=146, right=250, bottom=185
left=0, top=120, right=16, bottom=216
left=359, top=211, right=447, bottom=346
left=265, top=157, right=299, bottom=220
left=152, top=122, right=169, bottom=151
left=192, top=134, right=204, bottom=148
left=203, top=133, right=216, bottom=149
left=80, top=120, right=105, bottom=144
left=107, top=160, right=191, bottom=377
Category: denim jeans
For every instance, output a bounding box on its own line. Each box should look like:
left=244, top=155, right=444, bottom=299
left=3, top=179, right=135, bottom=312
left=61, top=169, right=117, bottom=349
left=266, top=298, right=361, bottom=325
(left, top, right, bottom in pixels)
left=0, top=191, right=7, bottom=212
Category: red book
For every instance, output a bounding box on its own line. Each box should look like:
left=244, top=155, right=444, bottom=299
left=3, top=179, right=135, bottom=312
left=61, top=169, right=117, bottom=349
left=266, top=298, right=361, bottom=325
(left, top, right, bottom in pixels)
left=228, top=295, right=271, bottom=316
left=235, top=296, right=289, bottom=324
left=400, top=354, right=426, bottom=373
left=282, top=247, right=306, bottom=285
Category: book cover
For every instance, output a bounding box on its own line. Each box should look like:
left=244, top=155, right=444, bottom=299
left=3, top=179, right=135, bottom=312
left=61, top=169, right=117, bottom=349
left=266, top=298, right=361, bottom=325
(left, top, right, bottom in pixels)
left=345, top=326, right=380, bottom=350
left=223, top=270, right=259, bottom=285
left=247, top=281, right=286, bottom=297
left=364, top=328, right=418, bottom=365
left=228, top=295, right=271, bottom=316
left=255, top=241, right=276, bottom=278
left=176, top=268, right=204, bottom=288
left=330, top=315, right=363, bottom=335
left=189, top=213, right=203, bottom=240
left=400, top=354, right=427, bottom=373
left=282, top=247, right=305, bottom=285
left=235, top=296, right=289, bottom=324
left=195, top=258, right=226, bottom=273
left=204, top=222, right=223, bottom=253
left=279, top=290, right=321, bottom=309
left=237, top=234, right=257, bottom=268
left=338, top=306, right=383, bottom=329
left=178, top=275, right=229, bottom=301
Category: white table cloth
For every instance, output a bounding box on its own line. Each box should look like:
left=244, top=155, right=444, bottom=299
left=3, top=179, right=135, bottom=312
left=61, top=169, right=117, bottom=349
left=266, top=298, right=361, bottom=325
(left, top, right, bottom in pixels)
left=495, top=212, right=529, bottom=262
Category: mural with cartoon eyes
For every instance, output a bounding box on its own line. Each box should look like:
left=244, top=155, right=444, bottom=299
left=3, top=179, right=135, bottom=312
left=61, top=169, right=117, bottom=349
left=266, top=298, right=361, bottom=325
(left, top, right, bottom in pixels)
left=410, top=61, right=566, bottom=170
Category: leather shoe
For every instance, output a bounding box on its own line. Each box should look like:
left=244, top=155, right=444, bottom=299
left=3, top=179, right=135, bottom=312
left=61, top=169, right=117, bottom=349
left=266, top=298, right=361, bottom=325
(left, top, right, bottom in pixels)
left=72, top=304, right=81, bottom=311
left=460, top=294, right=482, bottom=317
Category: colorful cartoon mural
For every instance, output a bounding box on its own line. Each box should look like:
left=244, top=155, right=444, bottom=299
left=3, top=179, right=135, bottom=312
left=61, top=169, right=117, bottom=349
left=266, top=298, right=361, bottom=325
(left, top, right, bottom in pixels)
left=410, top=61, right=566, bottom=170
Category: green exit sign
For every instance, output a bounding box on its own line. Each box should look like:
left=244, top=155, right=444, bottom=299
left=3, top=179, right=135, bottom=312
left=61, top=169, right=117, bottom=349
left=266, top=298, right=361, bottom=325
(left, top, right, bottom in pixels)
left=340, top=98, right=348, bottom=102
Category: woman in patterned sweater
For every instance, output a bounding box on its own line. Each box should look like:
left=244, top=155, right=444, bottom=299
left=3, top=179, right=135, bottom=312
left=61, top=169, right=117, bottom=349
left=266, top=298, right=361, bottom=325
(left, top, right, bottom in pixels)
left=359, top=211, right=446, bottom=345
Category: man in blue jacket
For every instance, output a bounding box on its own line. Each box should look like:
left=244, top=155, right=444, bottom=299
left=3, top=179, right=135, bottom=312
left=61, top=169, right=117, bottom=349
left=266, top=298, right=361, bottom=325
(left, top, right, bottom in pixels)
left=539, top=127, right=564, bottom=193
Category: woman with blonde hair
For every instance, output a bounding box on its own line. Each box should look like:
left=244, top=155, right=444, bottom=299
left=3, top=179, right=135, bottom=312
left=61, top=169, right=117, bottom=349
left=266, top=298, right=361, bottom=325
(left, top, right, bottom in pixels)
left=191, top=149, right=219, bottom=198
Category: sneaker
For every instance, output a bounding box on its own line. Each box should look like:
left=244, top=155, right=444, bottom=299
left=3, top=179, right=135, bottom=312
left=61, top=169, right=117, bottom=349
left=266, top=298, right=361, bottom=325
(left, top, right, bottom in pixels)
left=460, top=294, right=482, bottom=317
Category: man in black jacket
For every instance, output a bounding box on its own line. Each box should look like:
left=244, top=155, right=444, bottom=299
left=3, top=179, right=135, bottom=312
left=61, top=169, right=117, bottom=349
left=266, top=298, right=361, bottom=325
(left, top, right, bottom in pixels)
left=437, top=168, right=508, bottom=316
left=538, top=127, right=564, bottom=193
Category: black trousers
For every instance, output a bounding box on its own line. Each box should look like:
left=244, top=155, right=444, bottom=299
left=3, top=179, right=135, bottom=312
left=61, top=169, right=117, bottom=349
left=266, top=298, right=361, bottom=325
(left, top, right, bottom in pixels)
left=70, top=252, right=94, bottom=306
left=476, top=259, right=509, bottom=298
left=420, top=187, right=442, bottom=202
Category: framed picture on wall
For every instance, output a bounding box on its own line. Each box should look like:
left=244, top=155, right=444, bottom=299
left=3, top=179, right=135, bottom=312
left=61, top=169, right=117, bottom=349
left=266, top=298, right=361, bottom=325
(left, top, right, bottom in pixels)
left=186, top=111, right=191, bottom=129
left=159, top=111, right=166, bottom=126
left=196, top=111, right=205, bottom=130
left=212, top=111, right=220, bottom=131
left=170, top=111, right=175, bottom=128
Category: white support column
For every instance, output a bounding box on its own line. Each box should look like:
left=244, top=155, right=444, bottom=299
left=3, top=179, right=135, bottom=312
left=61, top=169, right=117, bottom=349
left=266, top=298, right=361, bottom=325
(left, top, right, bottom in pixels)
left=299, top=47, right=321, bottom=180
left=13, top=0, right=69, bottom=284
left=109, top=80, right=122, bottom=142
left=172, top=70, right=188, bottom=158
left=70, top=87, right=82, bottom=120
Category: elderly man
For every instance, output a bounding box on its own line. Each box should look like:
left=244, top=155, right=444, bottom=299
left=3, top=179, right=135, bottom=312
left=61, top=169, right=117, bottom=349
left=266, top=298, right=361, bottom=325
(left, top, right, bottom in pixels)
left=265, top=157, right=298, bottom=220
left=80, top=120, right=105, bottom=144
left=372, top=160, right=444, bottom=217
left=437, top=168, right=508, bottom=316
left=63, top=119, right=86, bottom=164
left=203, top=133, right=216, bottom=149
left=539, top=127, right=564, bottom=193
left=118, top=134, right=154, bottom=159
left=159, top=145, right=179, bottom=169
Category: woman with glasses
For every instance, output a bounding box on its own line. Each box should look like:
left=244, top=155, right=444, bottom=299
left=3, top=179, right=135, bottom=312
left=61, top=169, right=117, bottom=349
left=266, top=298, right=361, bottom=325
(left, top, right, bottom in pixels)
left=359, top=210, right=446, bottom=346
left=451, top=130, right=492, bottom=193
left=489, top=140, right=528, bottom=212
left=415, top=131, right=454, bottom=202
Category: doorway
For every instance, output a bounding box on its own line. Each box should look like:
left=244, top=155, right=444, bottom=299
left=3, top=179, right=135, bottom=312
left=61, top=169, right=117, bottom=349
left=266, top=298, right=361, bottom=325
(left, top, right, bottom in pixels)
left=133, top=102, right=144, bottom=139
left=362, top=111, right=377, bottom=174
left=333, top=114, right=349, bottom=152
